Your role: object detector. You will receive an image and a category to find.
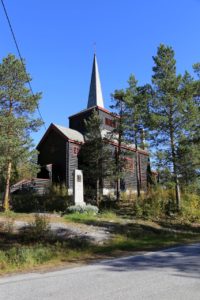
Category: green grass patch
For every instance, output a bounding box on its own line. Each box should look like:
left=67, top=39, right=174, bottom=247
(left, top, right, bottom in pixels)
left=63, top=210, right=122, bottom=224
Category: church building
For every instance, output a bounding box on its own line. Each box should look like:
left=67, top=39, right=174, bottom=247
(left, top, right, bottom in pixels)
left=37, top=55, right=149, bottom=196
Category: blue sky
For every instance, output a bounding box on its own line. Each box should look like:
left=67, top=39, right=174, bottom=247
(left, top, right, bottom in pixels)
left=0, top=0, right=200, bottom=145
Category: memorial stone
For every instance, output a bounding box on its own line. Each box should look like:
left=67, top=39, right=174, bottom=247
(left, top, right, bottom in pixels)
left=73, top=169, right=85, bottom=205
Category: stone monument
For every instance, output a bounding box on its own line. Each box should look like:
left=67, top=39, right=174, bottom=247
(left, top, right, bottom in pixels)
left=73, top=169, right=85, bottom=206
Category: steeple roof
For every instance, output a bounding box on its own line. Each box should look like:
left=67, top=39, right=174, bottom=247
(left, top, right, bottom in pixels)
left=87, top=54, right=104, bottom=108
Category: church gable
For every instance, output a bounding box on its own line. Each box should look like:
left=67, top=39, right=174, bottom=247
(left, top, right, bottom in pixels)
left=37, top=124, right=84, bottom=184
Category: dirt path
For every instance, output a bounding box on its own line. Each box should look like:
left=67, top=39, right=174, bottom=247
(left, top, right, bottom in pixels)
left=0, top=217, right=111, bottom=244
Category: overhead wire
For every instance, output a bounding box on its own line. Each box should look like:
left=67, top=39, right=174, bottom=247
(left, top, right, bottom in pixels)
left=0, top=0, right=46, bottom=130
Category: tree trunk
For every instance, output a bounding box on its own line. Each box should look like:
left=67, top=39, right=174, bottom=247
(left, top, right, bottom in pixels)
left=96, top=179, right=100, bottom=206
left=136, top=152, right=141, bottom=198
left=135, top=136, right=141, bottom=198
left=116, top=178, right=120, bottom=201
left=175, top=174, right=181, bottom=210
left=169, top=108, right=181, bottom=211
left=3, top=161, right=12, bottom=211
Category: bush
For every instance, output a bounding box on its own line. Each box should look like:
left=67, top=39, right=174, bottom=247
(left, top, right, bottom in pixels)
left=67, top=204, right=99, bottom=215
left=181, top=193, right=200, bottom=222
left=131, top=187, right=200, bottom=221
left=134, top=187, right=175, bottom=219
left=11, top=184, right=70, bottom=213
left=0, top=211, right=15, bottom=233
left=11, top=194, right=42, bottom=212
left=43, top=184, right=70, bottom=212
left=25, top=214, right=51, bottom=241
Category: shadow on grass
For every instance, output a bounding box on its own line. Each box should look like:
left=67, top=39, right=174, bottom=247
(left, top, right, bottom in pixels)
left=157, top=219, right=200, bottom=233
left=64, top=214, right=200, bottom=238
left=0, top=228, right=92, bottom=252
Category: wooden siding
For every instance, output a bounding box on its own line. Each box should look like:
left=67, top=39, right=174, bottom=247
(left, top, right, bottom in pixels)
left=37, top=129, right=66, bottom=184
left=69, top=110, right=94, bottom=135
left=98, top=109, right=116, bottom=132
left=68, top=142, right=80, bottom=189
left=101, top=149, right=148, bottom=192
left=69, top=107, right=116, bottom=135
left=11, top=178, right=51, bottom=195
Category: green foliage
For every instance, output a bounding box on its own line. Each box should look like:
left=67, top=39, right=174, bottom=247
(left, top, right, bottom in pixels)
left=78, top=110, right=115, bottom=202
left=149, top=44, right=200, bottom=209
left=26, top=214, right=51, bottom=241
left=0, top=210, right=15, bottom=233
left=44, top=184, right=69, bottom=212
left=129, top=187, right=200, bottom=221
left=11, top=194, right=41, bottom=212
left=110, top=90, right=130, bottom=191
left=11, top=184, right=69, bottom=213
left=180, top=193, right=200, bottom=222
left=111, top=78, right=152, bottom=198
left=0, top=244, right=54, bottom=271
left=0, top=54, right=42, bottom=209
left=66, top=204, right=99, bottom=215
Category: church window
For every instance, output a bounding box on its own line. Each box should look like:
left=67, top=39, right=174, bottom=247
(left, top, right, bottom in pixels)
left=73, top=146, right=80, bottom=156
left=124, top=157, right=134, bottom=171
left=105, top=118, right=116, bottom=128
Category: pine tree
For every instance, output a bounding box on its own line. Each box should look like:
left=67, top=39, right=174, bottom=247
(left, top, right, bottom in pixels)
left=0, top=54, right=42, bottom=210
left=78, top=110, right=114, bottom=204
left=150, top=44, right=200, bottom=210
left=124, top=75, right=151, bottom=196
left=111, top=78, right=152, bottom=198
left=110, top=90, right=129, bottom=200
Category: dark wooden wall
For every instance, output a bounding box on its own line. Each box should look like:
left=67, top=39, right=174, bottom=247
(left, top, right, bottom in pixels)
left=101, top=146, right=149, bottom=192
left=69, top=109, right=94, bottom=135
left=69, top=107, right=116, bottom=135
left=67, top=142, right=80, bottom=189
left=37, top=129, right=67, bottom=184
left=98, top=109, right=116, bottom=132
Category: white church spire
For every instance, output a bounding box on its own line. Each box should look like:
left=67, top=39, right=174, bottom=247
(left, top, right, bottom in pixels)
left=87, top=54, right=104, bottom=108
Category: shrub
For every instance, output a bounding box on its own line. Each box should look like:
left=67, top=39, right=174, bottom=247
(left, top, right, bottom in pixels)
left=43, top=184, right=70, bottom=212
left=67, top=204, right=99, bottom=215
left=11, top=194, right=42, bottom=212
left=0, top=211, right=15, bottom=233
left=133, top=187, right=175, bottom=219
left=25, top=214, right=51, bottom=241
left=181, top=193, right=200, bottom=222
left=11, top=184, right=70, bottom=213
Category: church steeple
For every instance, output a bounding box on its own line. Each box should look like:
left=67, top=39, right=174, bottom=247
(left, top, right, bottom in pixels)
left=87, top=54, right=104, bottom=108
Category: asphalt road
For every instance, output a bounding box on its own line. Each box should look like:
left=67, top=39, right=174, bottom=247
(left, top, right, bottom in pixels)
left=0, top=243, right=200, bottom=300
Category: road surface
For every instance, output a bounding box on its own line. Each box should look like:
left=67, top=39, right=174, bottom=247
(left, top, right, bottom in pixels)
left=0, top=243, right=200, bottom=300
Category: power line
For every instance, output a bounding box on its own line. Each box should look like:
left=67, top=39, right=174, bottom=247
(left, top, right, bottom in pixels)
left=0, top=0, right=46, bottom=130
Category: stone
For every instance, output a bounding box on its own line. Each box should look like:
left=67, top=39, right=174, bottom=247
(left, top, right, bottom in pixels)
left=73, top=169, right=85, bottom=206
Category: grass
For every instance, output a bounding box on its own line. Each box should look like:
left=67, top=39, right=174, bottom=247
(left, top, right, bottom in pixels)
left=1, top=230, right=200, bottom=275
left=63, top=210, right=123, bottom=223
left=0, top=211, right=200, bottom=275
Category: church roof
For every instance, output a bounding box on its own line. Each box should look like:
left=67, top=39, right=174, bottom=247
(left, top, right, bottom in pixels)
left=37, top=123, right=84, bottom=149
left=53, top=124, right=84, bottom=143
left=87, top=54, right=104, bottom=109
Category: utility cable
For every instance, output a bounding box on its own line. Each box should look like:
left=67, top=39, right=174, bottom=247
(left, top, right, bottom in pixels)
left=1, top=0, right=46, bottom=130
